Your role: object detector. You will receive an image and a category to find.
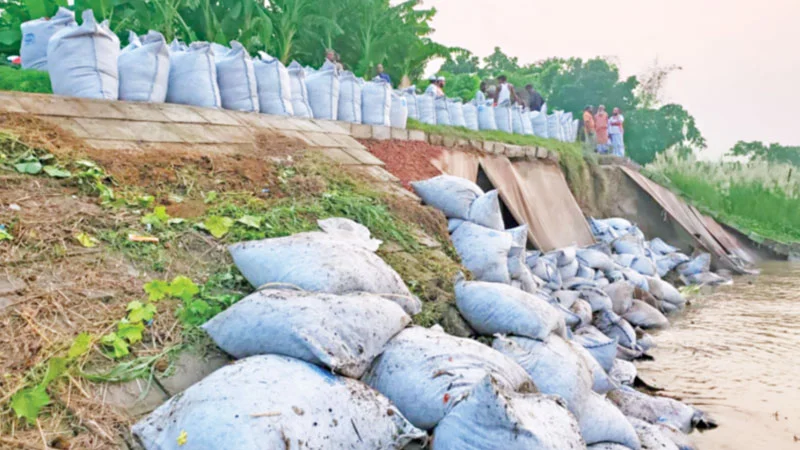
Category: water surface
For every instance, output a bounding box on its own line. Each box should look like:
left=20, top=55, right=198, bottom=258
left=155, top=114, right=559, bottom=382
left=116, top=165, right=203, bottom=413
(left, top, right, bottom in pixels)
left=639, top=262, right=800, bottom=449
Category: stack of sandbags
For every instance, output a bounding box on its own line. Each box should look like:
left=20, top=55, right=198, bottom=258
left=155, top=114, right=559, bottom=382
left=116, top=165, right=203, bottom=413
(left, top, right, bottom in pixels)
left=434, top=96, right=452, bottom=126
left=253, top=52, right=294, bottom=115
left=477, top=102, right=497, bottom=130
left=211, top=41, right=259, bottom=112
left=118, top=31, right=169, bottom=102
left=20, top=7, right=76, bottom=70
left=166, top=40, right=221, bottom=108
left=495, top=101, right=513, bottom=133
left=337, top=71, right=363, bottom=123
left=400, top=87, right=419, bottom=120
left=448, top=98, right=466, bottom=128
left=287, top=60, right=313, bottom=118
left=305, top=60, right=339, bottom=120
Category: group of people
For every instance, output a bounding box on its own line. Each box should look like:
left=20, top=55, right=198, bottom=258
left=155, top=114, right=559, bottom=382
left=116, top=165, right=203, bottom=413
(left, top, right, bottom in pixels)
left=583, top=105, right=625, bottom=157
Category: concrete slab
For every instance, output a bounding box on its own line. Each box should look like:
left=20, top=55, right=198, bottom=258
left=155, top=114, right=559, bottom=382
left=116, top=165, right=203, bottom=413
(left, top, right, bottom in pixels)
left=315, top=120, right=349, bottom=134
left=235, top=112, right=280, bottom=130
left=469, top=139, right=483, bottom=150
left=74, top=98, right=128, bottom=119
left=408, top=130, right=427, bottom=141
left=15, top=95, right=87, bottom=117
left=358, top=165, right=400, bottom=183
left=350, top=124, right=372, bottom=139
left=156, top=349, right=230, bottom=396
left=536, top=147, right=548, bottom=158
left=110, top=102, right=171, bottom=122
left=304, top=131, right=342, bottom=148
left=95, top=378, right=169, bottom=417
left=328, top=133, right=365, bottom=149
left=0, top=94, right=26, bottom=113
left=504, top=145, right=524, bottom=158
left=428, top=134, right=443, bottom=146
left=193, top=106, right=243, bottom=126
left=75, top=118, right=185, bottom=142
left=341, top=147, right=385, bottom=166
left=41, top=117, right=90, bottom=138
left=441, top=135, right=457, bottom=148
left=548, top=151, right=559, bottom=162
left=83, top=139, right=142, bottom=151
left=168, top=123, right=253, bottom=144
left=371, top=125, right=391, bottom=140
left=522, top=146, right=537, bottom=159
left=456, top=138, right=469, bottom=148
left=482, top=141, right=495, bottom=153
left=277, top=129, right=314, bottom=146
left=391, top=128, right=409, bottom=140
left=156, top=103, right=209, bottom=123
left=321, top=147, right=362, bottom=165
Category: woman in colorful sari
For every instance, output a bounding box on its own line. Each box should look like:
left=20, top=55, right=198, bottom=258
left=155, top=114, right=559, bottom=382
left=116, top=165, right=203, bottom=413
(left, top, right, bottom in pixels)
left=594, top=105, right=609, bottom=153
left=608, top=107, right=625, bottom=157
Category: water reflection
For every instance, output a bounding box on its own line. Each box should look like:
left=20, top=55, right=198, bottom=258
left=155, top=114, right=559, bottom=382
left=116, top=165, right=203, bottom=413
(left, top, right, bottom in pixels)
left=639, top=262, right=800, bottom=449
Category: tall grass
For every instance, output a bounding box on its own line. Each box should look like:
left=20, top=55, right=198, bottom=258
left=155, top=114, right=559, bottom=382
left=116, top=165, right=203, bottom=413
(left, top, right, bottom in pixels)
left=0, top=66, right=52, bottom=93
left=645, top=149, right=800, bottom=244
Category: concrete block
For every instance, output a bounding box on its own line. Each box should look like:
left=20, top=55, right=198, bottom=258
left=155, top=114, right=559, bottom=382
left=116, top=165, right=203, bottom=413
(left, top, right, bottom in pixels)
left=321, top=147, right=362, bottom=165
left=341, top=147, right=385, bottom=166
left=482, top=141, right=495, bottom=153
left=72, top=98, right=128, bottom=119
left=468, top=139, right=483, bottom=150
left=15, top=95, right=87, bottom=117
left=42, top=117, right=90, bottom=138
left=536, top=147, right=548, bottom=158
left=522, top=146, right=537, bottom=159
left=441, top=135, right=457, bottom=148
left=304, top=131, right=342, bottom=147
left=408, top=129, right=427, bottom=141
left=491, top=142, right=506, bottom=155
left=428, top=134, right=444, bottom=146
left=111, top=102, right=171, bottom=122
left=0, top=94, right=26, bottom=113
left=455, top=138, right=469, bottom=148
left=548, top=150, right=560, bottom=163
left=506, top=145, right=524, bottom=158
left=157, top=103, right=209, bottom=123
left=156, top=349, right=230, bottom=396
left=371, top=125, right=391, bottom=140
left=95, top=379, right=169, bottom=417
left=333, top=121, right=353, bottom=134
left=193, top=106, right=243, bottom=126
left=350, top=123, right=372, bottom=139
left=329, top=133, right=365, bottom=149
left=390, top=127, right=409, bottom=140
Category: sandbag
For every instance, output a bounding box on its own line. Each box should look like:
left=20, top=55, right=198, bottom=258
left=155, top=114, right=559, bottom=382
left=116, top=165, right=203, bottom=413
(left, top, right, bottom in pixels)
left=316, top=217, right=383, bottom=251
left=417, top=92, right=436, bottom=124
left=466, top=189, right=504, bottom=230
left=559, top=258, right=580, bottom=280
left=547, top=113, right=561, bottom=141
left=166, top=41, right=221, bottom=107
left=630, top=256, right=657, bottom=276
left=253, top=53, right=294, bottom=115
left=573, top=343, right=615, bottom=394
left=401, top=88, right=418, bottom=120
left=477, top=103, right=498, bottom=130
left=609, top=359, right=637, bottom=386
left=521, top=110, right=534, bottom=135
left=435, top=96, right=451, bottom=126
left=577, top=265, right=597, bottom=280
left=336, top=71, right=363, bottom=123
left=511, top=106, right=525, bottom=134
left=361, top=78, right=391, bottom=126
left=677, top=253, right=711, bottom=276
left=363, top=327, right=534, bottom=430
left=132, top=355, right=425, bottom=449
left=214, top=41, right=259, bottom=112
left=530, top=258, right=563, bottom=291
left=388, top=94, right=407, bottom=130
left=580, top=392, right=642, bottom=449
left=649, top=237, right=679, bottom=255
left=47, top=10, right=119, bottom=100
left=462, top=102, right=479, bottom=130
left=623, top=300, right=669, bottom=330
left=287, top=61, right=312, bottom=117
left=594, top=310, right=638, bottom=350
left=608, top=386, right=712, bottom=434
left=202, top=289, right=410, bottom=378
left=495, top=103, right=513, bottom=133
left=628, top=417, right=680, bottom=450
left=21, top=7, right=76, bottom=70
left=433, top=375, right=584, bottom=450
left=411, top=174, right=483, bottom=220
left=447, top=218, right=464, bottom=233
left=493, top=335, right=593, bottom=414
left=506, top=224, right=529, bottom=279
left=456, top=279, right=566, bottom=340
left=451, top=222, right=513, bottom=284
left=656, top=252, right=691, bottom=277
left=577, top=286, right=614, bottom=312
left=570, top=299, right=594, bottom=330
left=646, top=277, right=686, bottom=310
left=228, top=232, right=420, bottom=315
left=578, top=248, right=616, bottom=272
left=305, top=61, right=339, bottom=119
left=530, top=110, right=548, bottom=138
left=604, top=281, right=635, bottom=315
left=118, top=31, right=169, bottom=102
left=448, top=99, right=466, bottom=127
left=573, top=326, right=618, bottom=372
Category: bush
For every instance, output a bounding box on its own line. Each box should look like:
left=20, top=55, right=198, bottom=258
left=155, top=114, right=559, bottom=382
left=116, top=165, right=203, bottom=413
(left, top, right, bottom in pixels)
left=0, top=66, right=52, bottom=93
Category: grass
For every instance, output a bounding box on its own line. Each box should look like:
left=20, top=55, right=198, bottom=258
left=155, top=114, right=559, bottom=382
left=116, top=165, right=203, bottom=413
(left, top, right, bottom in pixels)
left=645, top=149, right=800, bottom=244
left=0, top=65, right=52, bottom=94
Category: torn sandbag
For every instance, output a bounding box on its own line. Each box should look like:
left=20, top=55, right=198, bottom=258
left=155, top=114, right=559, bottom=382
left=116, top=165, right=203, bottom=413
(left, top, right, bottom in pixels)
left=363, top=326, right=533, bottom=430
left=132, top=355, right=425, bottom=449
left=202, top=289, right=410, bottom=378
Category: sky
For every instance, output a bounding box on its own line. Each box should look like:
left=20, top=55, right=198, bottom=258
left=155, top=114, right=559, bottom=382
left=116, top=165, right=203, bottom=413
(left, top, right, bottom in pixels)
left=423, top=0, right=800, bottom=159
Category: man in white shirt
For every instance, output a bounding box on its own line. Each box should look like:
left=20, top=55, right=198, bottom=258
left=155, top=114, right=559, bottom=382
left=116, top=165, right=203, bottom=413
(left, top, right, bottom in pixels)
left=608, top=107, right=625, bottom=157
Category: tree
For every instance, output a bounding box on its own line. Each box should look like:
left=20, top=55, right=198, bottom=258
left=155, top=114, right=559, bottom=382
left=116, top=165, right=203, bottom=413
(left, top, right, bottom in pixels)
left=441, top=48, right=480, bottom=74
left=729, top=141, right=800, bottom=166
left=625, top=104, right=705, bottom=164
left=483, top=46, right=519, bottom=74
left=437, top=71, right=480, bottom=101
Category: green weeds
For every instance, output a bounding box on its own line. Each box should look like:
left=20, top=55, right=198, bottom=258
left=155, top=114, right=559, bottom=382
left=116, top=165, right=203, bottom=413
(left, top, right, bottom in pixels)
left=0, top=66, right=52, bottom=94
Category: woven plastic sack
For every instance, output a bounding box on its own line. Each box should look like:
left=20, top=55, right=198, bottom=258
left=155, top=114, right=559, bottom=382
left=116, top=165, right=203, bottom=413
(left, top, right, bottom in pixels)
left=305, top=61, right=339, bottom=120
left=133, top=355, right=426, bottom=449
left=511, top=106, right=525, bottom=134
left=411, top=174, right=483, bottom=219
left=435, top=96, right=451, bottom=126
left=286, top=61, right=313, bottom=117
left=20, top=7, right=76, bottom=70
left=118, top=31, right=169, bottom=102
left=530, top=110, right=548, bottom=137
left=628, top=417, right=680, bottom=450
left=401, top=87, right=418, bottom=120
left=417, top=92, right=436, bottom=124
left=165, top=40, right=221, bottom=108
left=462, top=102, right=479, bottom=130
left=477, top=103, right=498, bottom=130
left=363, top=326, right=534, bottom=430
left=547, top=113, right=561, bottom=141
left=521, top=110, right=534, bottom=135
left=202, top=289, right=409, bottom=378
left=623, top=299, right=669, bottom=330
left=451, top=222, right=513, bottom=284
left=47, top=10, right=119, bottom=100
left=332, top=71, right=360, bottom=123
left=608, top=386, right=711, bottom=434
left=390, top=92, right=408, bottom=129
left=361, top=78, right=391, bottom=125
left=580, top=391, right=642, bottom=449
left=573, top=326, right=619, bottom=372
left=448, top=99, right=466, bottom=127
left=253, top=53, right=293, bottom=115
left=213, top=41, right=259, bottom=112
left=432, top=375, right=584, bottom=450
left=495, top=102, right=513, bottom=133
left=594, top=310, right=637, bottom=350
left=456, top=279, right=566, bottom=340
left=466, top=189, right=504, bottom=230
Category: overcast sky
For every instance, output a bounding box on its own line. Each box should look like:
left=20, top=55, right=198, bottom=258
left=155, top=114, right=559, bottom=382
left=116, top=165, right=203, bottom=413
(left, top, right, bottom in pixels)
left=424, top=0, right=800, bottom=159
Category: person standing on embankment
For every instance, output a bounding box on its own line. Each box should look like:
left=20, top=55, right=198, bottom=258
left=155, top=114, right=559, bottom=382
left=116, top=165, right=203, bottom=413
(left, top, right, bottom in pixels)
left=609, top=107, right=626, bottom=157
left=583, top=105, right=596, bottom=148
left=595, top=105, right=610, bottom=153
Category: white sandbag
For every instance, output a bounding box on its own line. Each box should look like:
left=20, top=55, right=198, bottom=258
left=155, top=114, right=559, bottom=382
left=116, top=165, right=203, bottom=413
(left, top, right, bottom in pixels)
left=578, top=248, right=616, bottom=272
left=521, top=110, right=534, bottom=135
left=361, top=78, right=391, bottom=125
left=594, top=310, right=638, bottom=350
left=511, top=106, right=525, bottom=134
left=305, top=61, right=339, bottom=120
left=588, top=445, right=630, bottom=450
left=627, top=417, right=680, bottom=450
left=649, top=237, right=679, bottom=255
left=433, top=375, right=584, bottom=450
left=676, top=253, right=711, bottom=276
left=530, top=110, right=548, bottom=138
left=133, top=355, right=425, bottom=449
left=165, top=40, right=221, bottom=108
left=530, top=257, right=563, bottom=291
left=466, top=189, right=504, bottom=230
left=213, top=41, right=259, bottom=112
left=456, top=279, right=566, bottom=340
left=336, top=71, right=363, bottom=123
left=493, top=335, right=593, bottom=414
left=656, top=252, right=690, bottom=277
left=390, top=93, right=408, bottom=129
left=411, top=174, right=483, bottom=219
left=604, top=281, right=635, bottom=315
left=447, top=218, right=464, bottom=233
left=363, top=327, right=534, bottom=430
left=435, top=96, right=451, bottom=126
left=47, top=10, right=119, bottom=100
left=581, top=391, right=642, bottom=449
left=577, top=265, right=597, bottom=280
left=477, top=103, right=498, bottom=130
left=451, top=222, right=513, bottom=284
left=573, top=343, right=615, bottom=394
left=253, top=53, right=294, bottom=115
left=117, top=31, right=169, bottom=102
left=495, top=103, right=513, bottom=133
left=630, top=256, right=657, bottom=277
left=228, top=232, right=420, bottom=315
left=401, top=88, right=418, bottom=120
left=646, top=277, right=686, bottom=310
left=417, top=92, right=436, bottom=124
left=623, top=300, right=669, bottom=330
left=570, top=299, right=594, bottom=329
left=21, top=7, right=76, bottom=70
left=574, top=326, right=619, bottom=372
left=448, top=99, right=466, bottom=127
left=287, top=61, right=312, bottom=117
left=608, top=386, right=712, bottom=434
left=507, top=224, right=529, bottom=279
left=202, top=289, right=410, bottom=378
left=609, top=359, right=637, bottom=386
left=462, top=102, right=479, bottom=130
left=559, top=259, right=581, bottom=282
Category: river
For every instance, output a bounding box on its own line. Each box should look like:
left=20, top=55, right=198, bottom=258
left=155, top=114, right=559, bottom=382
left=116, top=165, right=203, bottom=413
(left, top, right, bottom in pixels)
left=638, top=262, right=800, bottom=449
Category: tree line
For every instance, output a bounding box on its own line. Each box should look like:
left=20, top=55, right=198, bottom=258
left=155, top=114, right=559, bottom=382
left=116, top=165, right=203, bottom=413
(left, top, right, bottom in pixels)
left=0, top=0, right=709, bottom=165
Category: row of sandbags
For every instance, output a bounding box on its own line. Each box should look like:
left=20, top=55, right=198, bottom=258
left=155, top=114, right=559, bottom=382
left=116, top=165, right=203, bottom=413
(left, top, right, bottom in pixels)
left=412, top=174, right=717, bottom=449
left=22, top=9, right=410, bottom=128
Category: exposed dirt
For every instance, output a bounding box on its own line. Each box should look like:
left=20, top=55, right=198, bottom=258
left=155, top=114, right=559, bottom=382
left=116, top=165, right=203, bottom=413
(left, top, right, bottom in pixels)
left=361, top=139, right=445, bottom=189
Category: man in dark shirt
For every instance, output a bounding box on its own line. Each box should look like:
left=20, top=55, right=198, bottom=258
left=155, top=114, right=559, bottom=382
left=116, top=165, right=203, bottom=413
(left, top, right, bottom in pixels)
left=525, top=84, right=545, bottom=112
left=376, top=64, right=391, bottom=85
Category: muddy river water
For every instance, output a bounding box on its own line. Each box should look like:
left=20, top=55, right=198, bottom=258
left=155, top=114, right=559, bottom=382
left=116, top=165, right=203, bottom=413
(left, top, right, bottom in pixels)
left=638, top=262, right=800, bottom=449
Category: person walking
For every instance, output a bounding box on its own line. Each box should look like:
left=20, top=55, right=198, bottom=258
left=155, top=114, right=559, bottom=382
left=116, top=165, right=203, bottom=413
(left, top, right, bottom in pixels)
left=608, top=107, right=625, bottom=157
left=583, top=105, right=596, bottom=144
left=525, top=84, right=545, bottom=112
left=376, top=64, right=391, bottom=85
left=594, top=105, right=610, bottom=153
